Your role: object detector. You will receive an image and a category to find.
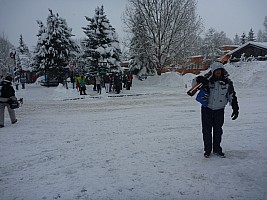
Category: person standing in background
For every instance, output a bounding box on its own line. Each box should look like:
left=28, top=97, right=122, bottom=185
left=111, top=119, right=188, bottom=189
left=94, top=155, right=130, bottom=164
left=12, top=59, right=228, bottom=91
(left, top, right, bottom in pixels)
left=95, top=74, right=102, bottom=95
left=0, top=76, right=18, bottom=128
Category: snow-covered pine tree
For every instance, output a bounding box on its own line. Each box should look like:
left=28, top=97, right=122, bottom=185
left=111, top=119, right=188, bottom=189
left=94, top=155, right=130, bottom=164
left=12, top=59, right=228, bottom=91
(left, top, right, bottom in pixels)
left=57, top=15, right=80, bottom=60
left=128, top=9, right=155, bottom=75
left=247, top=28, right=256, bottom=42
left=82, top=14, right=100, bottom=75
left=16, top=34, right=32, bottom=77
left=17, top=34, right=30, bottom=55
left=106, top=26, right=122, bottom=73
left=257, top=30, right=266, bottom=42
left=233, top=34, right=240, bottom=45
left=263, top=16, right=267, bottom=41
left=240, top=33, right=247, bottom=45
left=82, top=5, right=121, bottom=75
left=33, top=9, right=79, bottom=80
left=33, top=20, right=47, bottom=70
left=257, top=16, right=267, bottom=42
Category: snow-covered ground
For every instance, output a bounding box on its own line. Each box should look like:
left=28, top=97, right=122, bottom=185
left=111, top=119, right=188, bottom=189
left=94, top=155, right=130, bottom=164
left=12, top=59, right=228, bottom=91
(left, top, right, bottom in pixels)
left=1, top=61, right=267, bottom=200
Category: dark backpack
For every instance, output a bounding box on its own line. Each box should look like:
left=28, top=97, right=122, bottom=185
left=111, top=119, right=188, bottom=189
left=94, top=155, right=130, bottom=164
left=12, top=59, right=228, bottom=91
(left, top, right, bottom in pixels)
left=0, top=82, right=15, bottom=98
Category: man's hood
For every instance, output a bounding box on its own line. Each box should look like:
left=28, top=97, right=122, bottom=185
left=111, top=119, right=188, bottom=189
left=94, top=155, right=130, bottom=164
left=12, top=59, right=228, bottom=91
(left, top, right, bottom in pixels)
left=209, top=62, right=229, bottom=80
left=210, top=62, right=224, bottom=73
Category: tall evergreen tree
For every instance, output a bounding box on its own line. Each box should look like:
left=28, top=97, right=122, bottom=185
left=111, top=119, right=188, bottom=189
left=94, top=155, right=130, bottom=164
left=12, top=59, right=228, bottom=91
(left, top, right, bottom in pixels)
left=16, top=34, right=31, bottom=74
left=82, top=14, right=100, bottom=74
left=17, top=34, right=30, bottom=55
left=82, top=5, right=121, bottom=75
left=33, top=9, right=79, bottom=80
left=247, top=28, right=256, bottom=41
left=33, top=20, right=48, bottom=69
left=264, top=16, right=267, bottom=34
left=240, top=33, right=247, bottom=45
left=262, top=16, right=267, bottom=42
left=256, top=16, right=267, bottom=42
left=128, top=9, right=155, bottom=75
left=233, top=34, right=240, bottom=45
left=257, top=30, right=265, bottom=42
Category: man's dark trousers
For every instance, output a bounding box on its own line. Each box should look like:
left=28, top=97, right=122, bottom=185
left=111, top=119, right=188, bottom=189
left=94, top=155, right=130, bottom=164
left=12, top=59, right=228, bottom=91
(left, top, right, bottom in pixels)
left=201, top=106, right=224, bottom=153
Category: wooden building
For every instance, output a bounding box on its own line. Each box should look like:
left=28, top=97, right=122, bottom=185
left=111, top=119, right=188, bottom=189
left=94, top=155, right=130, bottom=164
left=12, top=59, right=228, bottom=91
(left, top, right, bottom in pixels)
left=226, top=42, right=267, bottom=62
left=219, top=45, right=239, bottom=54
left=161, top=55, right=211, bottom=75
left=218, top=45, right=239, bottom=63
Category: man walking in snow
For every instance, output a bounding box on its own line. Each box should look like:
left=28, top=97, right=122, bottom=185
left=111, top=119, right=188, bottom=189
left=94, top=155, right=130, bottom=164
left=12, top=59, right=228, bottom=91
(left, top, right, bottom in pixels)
left=193, top=62, right=239, bottom=158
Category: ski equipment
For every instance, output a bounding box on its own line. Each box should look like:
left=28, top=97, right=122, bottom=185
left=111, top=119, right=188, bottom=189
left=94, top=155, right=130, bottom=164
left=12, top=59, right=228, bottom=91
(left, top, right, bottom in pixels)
left=187, top=71, right=212, bottom=96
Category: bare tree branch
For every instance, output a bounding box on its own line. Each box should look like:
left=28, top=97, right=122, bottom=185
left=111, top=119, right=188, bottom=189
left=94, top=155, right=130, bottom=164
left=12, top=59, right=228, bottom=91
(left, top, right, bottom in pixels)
left=124, top=0, right=202, bottom=73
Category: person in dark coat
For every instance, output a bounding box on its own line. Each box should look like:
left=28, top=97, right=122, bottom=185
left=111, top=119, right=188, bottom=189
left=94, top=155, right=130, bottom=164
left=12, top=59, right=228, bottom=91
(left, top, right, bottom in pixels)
left=193, top=62, right=239, bottom=158
left=0, top=76, right=18, bottom=127
left=104, top=74, right=111, bottom=93
left=123, top=74, right=128, bottom=88
left=114, top=73, right=122, bottom=94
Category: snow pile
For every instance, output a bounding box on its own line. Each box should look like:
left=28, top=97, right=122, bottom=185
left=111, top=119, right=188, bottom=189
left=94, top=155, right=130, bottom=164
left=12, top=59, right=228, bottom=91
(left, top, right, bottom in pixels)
left=133, top=72, right=188, bottom=88
left=52, top=83, right=81, bottom=100
left=225, top=61, right=267, bottom=88
left=133, top=61, right=267, bottom=90
left=144, top=72, right=185, bottom=88
left=180, top=73, right=197, bottom=88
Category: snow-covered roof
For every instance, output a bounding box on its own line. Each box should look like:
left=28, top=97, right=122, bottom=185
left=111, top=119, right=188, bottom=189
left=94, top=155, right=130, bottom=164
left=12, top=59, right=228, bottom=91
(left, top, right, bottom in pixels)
left=226, top=42, right=267, bottom=55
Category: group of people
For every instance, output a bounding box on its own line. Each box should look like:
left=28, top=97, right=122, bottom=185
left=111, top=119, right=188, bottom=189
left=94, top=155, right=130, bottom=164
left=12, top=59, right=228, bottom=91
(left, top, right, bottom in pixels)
left=75, top=73, right=133, bottom=95
left=0, top=62, right=239, bottom=160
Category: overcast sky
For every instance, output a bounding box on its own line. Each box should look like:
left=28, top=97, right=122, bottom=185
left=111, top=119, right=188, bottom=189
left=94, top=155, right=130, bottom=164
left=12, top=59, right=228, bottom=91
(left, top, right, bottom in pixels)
left=0, top=0, right=266, bottom=50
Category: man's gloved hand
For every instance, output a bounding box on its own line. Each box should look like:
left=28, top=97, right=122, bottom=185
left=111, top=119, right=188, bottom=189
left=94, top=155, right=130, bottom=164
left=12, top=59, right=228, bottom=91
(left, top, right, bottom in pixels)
left=231, top=109, right=239, bottom=120
left=196, top=76, right=209, bottom=85
left=231, top=92, right=239, bottom=120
